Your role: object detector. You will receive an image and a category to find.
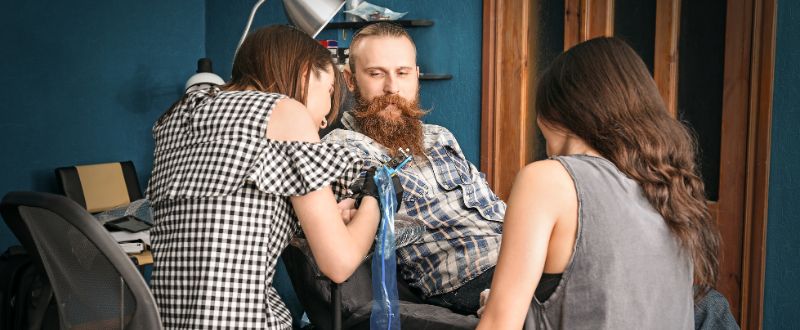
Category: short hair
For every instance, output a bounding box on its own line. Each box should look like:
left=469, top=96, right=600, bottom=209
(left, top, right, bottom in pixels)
left=348, top=22, right=417, bottom=73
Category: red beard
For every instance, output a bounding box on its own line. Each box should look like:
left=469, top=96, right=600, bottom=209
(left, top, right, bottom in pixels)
left=352, top=91, right=427, bottom=157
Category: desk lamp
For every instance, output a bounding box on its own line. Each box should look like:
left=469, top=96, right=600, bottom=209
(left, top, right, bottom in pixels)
left=187, top=0, right=345, bottom=94
left=236, top=0, right=346, bottom=53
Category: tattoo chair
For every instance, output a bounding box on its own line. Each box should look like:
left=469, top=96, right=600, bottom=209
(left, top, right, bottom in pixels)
left=282, top=239, right=479, bottom=330
left=286, top=93, right=479, bottom=329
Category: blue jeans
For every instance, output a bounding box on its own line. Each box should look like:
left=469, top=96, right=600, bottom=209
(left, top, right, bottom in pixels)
left=694, top=288, right=739, bottom=330
left=424, top=267, right=495, bottom=315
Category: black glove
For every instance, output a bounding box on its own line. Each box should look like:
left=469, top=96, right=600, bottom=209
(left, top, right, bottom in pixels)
left=355, top=168, right=404, bottom=212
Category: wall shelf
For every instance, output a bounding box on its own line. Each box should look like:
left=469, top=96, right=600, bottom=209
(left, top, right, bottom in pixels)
left=419, top=73, right=452, bottom=80
left=325, top=19, right=450, bottom=81
left=325, top=19, right=434, bottom=30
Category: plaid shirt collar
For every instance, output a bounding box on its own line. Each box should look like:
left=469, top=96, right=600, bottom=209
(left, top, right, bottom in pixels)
left=341, top=110, right=360, bottom=131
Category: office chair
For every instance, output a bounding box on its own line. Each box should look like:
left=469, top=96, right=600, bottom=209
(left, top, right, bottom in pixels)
left=1, top=191, right=162, bottom=329
left=55, top=161, right=143, bottom=213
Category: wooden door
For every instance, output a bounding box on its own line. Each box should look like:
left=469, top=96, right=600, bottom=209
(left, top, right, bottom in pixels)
left=481, top=0, right=775, bottom=328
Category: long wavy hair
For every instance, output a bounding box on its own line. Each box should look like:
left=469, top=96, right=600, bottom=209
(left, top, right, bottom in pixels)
left=536, top=37, right=721, bottom=299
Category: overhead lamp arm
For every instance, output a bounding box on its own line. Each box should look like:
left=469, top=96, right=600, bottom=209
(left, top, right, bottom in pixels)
left=236, top=0, right=267, bottom=55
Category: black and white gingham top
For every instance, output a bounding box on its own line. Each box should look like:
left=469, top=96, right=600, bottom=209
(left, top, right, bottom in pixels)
left=147, top=87, right=360, bottom=329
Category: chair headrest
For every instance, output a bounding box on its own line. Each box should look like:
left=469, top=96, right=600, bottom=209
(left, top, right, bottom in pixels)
left=55, top=161, right=142, bottom=213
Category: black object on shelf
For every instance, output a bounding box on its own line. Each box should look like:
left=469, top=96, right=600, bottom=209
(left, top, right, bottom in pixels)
left=419, top=73, right=452, bottom=80
left=325, top=19, right=434, bottom=30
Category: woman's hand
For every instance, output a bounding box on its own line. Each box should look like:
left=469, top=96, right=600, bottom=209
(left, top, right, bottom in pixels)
left=338, top=198, right=357, bottom=224
left=356, top=168, right=405, bottom=212
left=477, top=289, right=491, bottom=318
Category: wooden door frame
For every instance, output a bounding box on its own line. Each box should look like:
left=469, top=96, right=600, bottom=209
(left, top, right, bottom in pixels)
left=739, top=1, right=775, bottom=328
left=480, top=0, right=535, bottom=199
left=480, top=0, right=775, bottom=328
left=565, top=0, right=615, bottom=49
left=653, top=0, right=681, bottom=117
left=481, top=0, right=614, bottom=198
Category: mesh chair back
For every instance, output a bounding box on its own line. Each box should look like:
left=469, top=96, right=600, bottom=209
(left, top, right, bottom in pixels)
left=1, top=192, right=161, bottom=330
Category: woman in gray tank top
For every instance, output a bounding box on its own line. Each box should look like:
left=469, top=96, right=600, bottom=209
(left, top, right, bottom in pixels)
left=477, top=37, right=722, bottom=329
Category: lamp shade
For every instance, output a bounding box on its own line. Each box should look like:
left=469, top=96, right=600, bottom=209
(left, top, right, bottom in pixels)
left=283, top=0, right=345, bottom=38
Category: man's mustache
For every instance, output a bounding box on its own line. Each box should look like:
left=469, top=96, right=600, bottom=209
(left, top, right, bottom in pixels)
left=353, top=94, right=424, bottom=119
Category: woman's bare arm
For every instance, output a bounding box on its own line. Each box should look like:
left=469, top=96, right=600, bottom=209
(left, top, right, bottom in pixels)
left=477, top=160, right=576, bottom=330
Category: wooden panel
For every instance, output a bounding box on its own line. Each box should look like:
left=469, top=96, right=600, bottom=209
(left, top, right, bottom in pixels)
left=483, top=1, right=774, bottom=328
left=481, top=0, right=535, bottom=199
left=565, top=0, right=614, bottom=49
left=480, top=0, right=497, bottom=187
left=718, top=0, right=757, bottom=322
left=708, top=202, right=719, bottom=224
left=741, top=0, right=775, bottom=328
left=564, top=0, right=582, bottom=49
left=586, top=0, right=615, bottom=38
left=486, top=1, right=772, bottom=327
left=654, top=0, right=681, bottom=117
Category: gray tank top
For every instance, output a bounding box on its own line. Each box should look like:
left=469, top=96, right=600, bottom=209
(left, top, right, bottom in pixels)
left=525, top=155, right=693, bottom=329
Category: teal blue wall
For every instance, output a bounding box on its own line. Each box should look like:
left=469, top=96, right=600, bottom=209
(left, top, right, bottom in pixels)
left=1, top=2, right=484, bottom=326
left=0, top=1, right=206, bottom=251
left=3, top=1, right=800, bottom=328
left=763, top=1, right=800, bottom=328
left=0, top=0, right=484, bottom=254
left=206, top=0, right=484, bottom=165
left=204, top=2, right=484, bottom=325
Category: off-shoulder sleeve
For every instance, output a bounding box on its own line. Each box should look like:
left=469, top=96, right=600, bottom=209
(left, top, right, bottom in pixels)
left=248, top=140, right=363, bottom=199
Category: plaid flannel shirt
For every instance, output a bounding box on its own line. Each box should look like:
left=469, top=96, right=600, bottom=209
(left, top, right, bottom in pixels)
left=323, top=112, right=506, bottom=297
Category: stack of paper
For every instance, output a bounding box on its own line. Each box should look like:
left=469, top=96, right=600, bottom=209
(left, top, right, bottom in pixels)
left=109, top=229, right=150, bottom=246
left=119, top=241, right=145, bottom=254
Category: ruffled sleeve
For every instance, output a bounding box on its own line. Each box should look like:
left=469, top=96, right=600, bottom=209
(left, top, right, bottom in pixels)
left=248, top=140, right=363, bottom=199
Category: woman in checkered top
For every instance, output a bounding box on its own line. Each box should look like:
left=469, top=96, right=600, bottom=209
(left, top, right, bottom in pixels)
left=147, top=25, right=384, bottom=329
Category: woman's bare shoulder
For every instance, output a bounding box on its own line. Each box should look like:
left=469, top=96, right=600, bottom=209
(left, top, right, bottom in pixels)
left=512, top=159, right=575, bottom=201
left=518, top=159, right=571, bottom=183
left=266, top=98, right=320, bottom=143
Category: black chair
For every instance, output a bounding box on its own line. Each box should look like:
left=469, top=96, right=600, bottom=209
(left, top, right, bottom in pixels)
left=1, top=191, right=162, bottom=329
left=55, top=161, right=143, bottom=213
left=282, top=239, right=479, bottom=330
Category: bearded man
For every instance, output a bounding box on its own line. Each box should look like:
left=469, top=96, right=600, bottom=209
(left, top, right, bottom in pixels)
left=322, top=23, right=506, bottom=315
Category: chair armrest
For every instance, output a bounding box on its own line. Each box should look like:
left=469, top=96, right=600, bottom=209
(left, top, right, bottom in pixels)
left=282, top=240, right=372, bottom=330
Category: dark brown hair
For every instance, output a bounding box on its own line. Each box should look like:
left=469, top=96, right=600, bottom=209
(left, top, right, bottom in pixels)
left=226, top=25, right=345, bottom=123
left=348, top=22, right=416, bottom=73
left=536, top=37, right=721, bottom=298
